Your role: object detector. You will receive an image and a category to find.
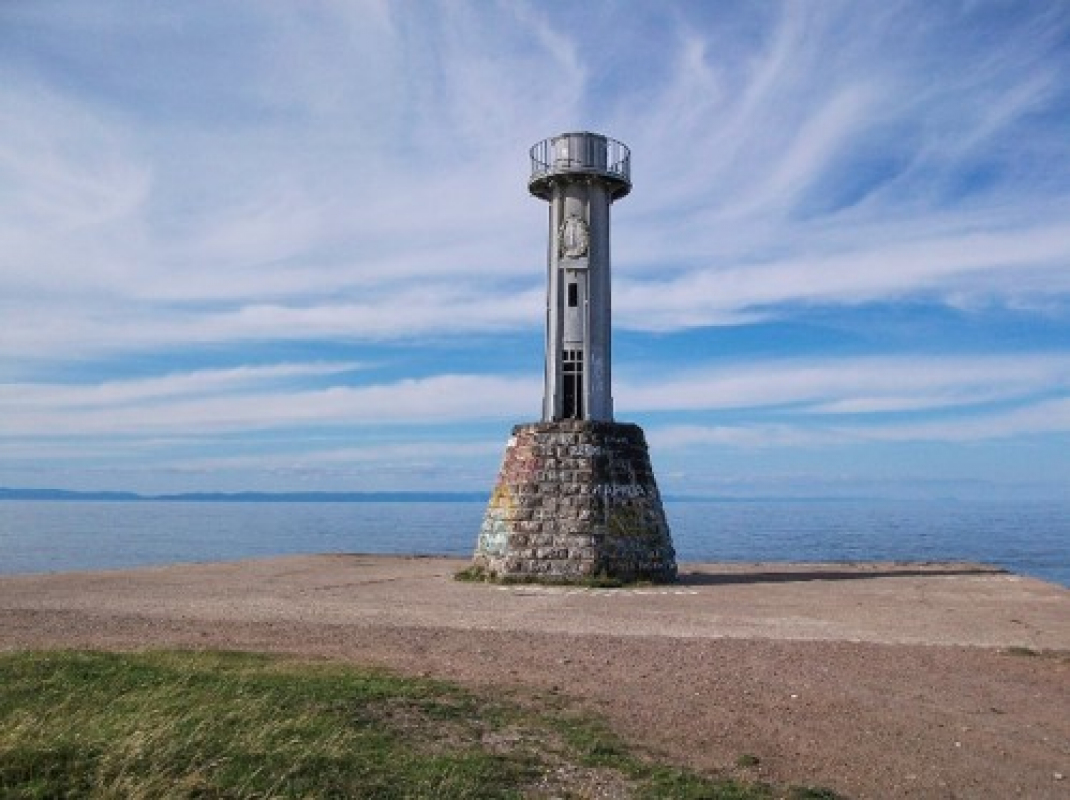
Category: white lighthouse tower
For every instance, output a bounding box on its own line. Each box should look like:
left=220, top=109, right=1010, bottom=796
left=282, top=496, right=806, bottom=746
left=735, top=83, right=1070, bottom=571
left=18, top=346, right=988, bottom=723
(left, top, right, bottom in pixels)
left=471, top=132, right=676, bottom=584
left=529, top=132, right=631, bottom=423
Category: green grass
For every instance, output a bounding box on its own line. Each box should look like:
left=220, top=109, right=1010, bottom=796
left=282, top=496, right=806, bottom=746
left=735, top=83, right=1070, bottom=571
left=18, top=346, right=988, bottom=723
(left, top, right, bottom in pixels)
left=1003, top=645, right=1039, bottom=657
left=0, top=649, right=841, bottom=799
left=454, top=566, right=660, bottom=589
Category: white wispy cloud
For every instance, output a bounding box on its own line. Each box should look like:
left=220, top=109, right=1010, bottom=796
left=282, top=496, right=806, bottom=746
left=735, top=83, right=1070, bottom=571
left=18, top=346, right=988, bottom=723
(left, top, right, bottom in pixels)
left=650, top=395, right=1070, bottom=452
left=615, top=217, right=1070, bottom=330
left=5, top=353, right=1068, bottom=442
left=0, top=363, right=363, bottom=408
left=619, top=354, right=1070, bottom=414
left=167, top=439, right=504, bottom=474
left=0, top=371, right=539, bottom=438
left=4, top=1, right=1068, bottom=367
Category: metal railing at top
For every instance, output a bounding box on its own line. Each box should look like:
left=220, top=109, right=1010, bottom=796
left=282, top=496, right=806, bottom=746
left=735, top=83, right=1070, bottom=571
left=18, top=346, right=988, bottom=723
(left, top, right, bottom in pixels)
left=529, top=133, right=631, bottom=185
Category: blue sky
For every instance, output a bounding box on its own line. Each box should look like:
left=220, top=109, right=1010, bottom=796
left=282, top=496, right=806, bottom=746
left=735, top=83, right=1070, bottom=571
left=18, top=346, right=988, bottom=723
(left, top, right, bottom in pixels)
left=2, top=0, right=1070, bottom=499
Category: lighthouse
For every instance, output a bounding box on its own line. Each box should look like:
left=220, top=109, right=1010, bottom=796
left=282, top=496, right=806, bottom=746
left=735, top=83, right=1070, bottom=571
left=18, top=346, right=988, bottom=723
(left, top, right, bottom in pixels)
left=471, top=133, right=676, bottom=584
left=529, top=132, right=630, bottom=423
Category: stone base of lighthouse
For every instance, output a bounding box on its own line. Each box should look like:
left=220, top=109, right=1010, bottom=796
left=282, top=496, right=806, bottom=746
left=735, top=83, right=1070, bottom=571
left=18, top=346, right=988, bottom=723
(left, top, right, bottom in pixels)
left=471, top=421, right=677, bottom=583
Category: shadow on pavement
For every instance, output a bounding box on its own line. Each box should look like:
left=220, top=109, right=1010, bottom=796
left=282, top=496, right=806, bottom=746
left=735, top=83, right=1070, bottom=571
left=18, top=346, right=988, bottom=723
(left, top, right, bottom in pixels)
left=677, top=563, right=1008, bottom=586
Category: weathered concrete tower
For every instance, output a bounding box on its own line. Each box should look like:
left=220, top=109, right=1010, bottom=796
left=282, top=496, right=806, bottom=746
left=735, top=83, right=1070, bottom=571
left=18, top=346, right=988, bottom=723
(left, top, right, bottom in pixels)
left=533, top=132, right=628, bottom=423
left=471, top=132, right=677, bottom=583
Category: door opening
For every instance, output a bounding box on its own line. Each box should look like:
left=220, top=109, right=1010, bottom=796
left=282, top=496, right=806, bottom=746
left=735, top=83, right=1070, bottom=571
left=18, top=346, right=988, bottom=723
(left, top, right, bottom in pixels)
left=562, top=348, right=584, bottom=419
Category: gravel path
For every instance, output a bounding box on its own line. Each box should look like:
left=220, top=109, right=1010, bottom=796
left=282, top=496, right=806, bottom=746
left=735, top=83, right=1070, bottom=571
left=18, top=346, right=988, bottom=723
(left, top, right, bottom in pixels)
left=2, top=555, right=1068, bottom=798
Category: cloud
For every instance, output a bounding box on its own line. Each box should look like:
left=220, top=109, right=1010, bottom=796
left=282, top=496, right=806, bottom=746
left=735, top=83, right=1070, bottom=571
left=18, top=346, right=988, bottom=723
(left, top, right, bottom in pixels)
left=649, top=423, right=827, bottom=451
left=3, top=1, right=1069, bottom=369
left=649, top=395, right=1070, bottom=452
left=0, top=84, right=151, bottom=304
left=0, top=282, right=546, bottom=362
left=166, top=439, right=504, bottom=475
left=618, top=354, right=1070, bottom=414
left=0, top=362, right=363, bottom=409
left=5, top=353, right=1069, bottom=443
left=0, top=368, right=539, bottom=438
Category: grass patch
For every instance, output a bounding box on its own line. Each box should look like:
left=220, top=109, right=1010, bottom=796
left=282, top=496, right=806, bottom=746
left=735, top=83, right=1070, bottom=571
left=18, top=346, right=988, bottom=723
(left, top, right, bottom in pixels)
left=454, top=566, right=660, bottom=589
left=495, top=574, right=628, bottom=589
left=1, top=649, right=838, bottom=798
left=1001, top=646, right=1070, bottom=665
left=1004, top=645, right=1039, bottom=657
left=453, top=565, right=492, bottom=583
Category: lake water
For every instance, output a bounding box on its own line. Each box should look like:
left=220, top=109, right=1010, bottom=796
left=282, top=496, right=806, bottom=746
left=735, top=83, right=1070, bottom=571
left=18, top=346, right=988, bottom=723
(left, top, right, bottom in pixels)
left=1, top=499, right=1068, bottom=588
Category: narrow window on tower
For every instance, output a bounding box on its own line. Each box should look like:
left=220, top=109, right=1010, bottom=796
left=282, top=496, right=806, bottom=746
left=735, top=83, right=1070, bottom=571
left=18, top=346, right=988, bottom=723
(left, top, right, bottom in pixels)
left=567, top=282, right=578, bottom=307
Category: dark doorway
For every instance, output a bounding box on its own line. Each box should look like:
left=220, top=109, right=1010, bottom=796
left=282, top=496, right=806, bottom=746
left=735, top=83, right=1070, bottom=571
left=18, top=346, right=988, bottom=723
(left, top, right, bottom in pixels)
left=562, top=348, right=584, bottom=419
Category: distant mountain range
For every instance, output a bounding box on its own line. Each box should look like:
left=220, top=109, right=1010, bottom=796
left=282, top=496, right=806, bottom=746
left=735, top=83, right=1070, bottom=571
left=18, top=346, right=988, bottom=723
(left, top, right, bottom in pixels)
left=0, top=487, right=488, bottom=503
left=0, top=486, right=864, bottom=503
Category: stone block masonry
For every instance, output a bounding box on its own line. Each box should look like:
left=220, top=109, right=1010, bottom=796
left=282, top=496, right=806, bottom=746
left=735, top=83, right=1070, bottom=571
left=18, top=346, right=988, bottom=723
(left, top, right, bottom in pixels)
left=473, top=421, right=677, bottom=583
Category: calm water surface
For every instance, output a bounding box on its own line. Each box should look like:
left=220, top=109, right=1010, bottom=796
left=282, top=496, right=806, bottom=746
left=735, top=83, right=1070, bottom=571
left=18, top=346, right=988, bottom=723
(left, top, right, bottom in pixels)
left=1, top=499, right=1068, bottom=587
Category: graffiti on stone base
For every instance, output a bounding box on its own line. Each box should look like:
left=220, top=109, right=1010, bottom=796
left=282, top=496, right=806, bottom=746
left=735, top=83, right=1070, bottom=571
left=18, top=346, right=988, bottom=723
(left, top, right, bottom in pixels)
left=569, top=443, right=604, bottom=457
left=594, top=483, right=648, bottom=498
left=476, top=483, right=511, bottom=556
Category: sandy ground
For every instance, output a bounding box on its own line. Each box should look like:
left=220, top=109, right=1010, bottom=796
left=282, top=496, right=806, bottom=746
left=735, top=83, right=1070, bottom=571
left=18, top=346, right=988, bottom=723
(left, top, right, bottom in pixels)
left=1, top=555, right=1068, bottom=799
